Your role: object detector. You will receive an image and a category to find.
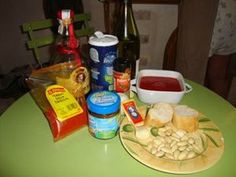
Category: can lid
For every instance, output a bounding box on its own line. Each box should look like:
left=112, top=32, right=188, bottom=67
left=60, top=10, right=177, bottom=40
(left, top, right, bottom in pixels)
left=87, top=91, right=120, bottom=114
left=89, top=31, right=118, bottom=47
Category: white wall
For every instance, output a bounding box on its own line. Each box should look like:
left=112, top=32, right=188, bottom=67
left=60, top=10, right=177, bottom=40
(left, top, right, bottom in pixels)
left=134, top=4, right=178, bottom=69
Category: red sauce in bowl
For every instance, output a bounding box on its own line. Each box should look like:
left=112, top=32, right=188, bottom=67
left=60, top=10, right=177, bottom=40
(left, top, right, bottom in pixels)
left=139, top=76, right=182, bottom=92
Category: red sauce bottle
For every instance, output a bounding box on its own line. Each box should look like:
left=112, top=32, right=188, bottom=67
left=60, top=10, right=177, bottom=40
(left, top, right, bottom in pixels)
left=113, top=57, right=131, bottom=93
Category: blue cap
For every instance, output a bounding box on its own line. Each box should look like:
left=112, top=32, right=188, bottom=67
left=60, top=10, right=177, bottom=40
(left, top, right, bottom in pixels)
left=87, top=91, right=121, bottom=115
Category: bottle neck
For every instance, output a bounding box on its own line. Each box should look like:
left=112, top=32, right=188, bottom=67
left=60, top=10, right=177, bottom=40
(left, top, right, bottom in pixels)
left=123, top=0, right=134, bottom=38
left=58, top=22, right=78, bottom=49
left=124, top=0, right=132, bottom=5
left=56, top=20, right=81, bottom=66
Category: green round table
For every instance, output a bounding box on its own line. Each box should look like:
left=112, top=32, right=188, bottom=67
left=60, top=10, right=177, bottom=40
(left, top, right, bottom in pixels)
left=0, top=81, right=236, bottom=177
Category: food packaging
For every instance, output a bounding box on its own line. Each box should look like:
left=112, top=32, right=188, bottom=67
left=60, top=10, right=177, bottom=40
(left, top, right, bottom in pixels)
left=26, top=63, right=89, bottom=141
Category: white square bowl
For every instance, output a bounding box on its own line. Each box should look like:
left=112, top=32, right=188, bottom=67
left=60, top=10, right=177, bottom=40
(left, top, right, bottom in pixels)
left=135, top=69, right=187, bottom=104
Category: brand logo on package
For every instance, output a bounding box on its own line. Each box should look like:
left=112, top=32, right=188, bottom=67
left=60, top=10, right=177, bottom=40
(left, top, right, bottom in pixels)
left=47, top=87, right=65, bottom=95
left=90, top=48, right=99, bottom=63
left=104, top=52, right=116, bottom=64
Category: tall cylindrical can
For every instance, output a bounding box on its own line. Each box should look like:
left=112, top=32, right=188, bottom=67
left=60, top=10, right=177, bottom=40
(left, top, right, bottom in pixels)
left=89, top=32, right=118, bottom=91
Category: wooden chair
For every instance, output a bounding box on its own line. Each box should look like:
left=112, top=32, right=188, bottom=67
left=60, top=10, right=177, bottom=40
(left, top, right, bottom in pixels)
left=22, top=13, right=94, bottom=68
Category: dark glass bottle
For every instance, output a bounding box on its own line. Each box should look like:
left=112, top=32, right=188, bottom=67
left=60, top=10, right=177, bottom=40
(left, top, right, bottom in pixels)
left=114, top=0, right=140, bottom=79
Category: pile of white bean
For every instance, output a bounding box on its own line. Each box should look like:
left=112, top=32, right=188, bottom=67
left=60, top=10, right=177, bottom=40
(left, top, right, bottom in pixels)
left=146, top=125, right=206, bottom=160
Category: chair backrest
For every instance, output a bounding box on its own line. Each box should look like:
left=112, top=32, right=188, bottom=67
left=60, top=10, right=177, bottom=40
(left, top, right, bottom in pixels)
left=22, top=13, right=94, bottom=67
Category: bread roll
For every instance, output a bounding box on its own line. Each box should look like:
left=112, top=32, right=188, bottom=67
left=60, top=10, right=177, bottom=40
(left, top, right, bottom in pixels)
left=172, top=105, right=199, bottom=132
left=145, top=103, right=173, bottom=127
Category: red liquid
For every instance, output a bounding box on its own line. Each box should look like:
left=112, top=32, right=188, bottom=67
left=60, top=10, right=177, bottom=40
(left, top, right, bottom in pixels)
left=139, top=76, right=182, bottom=92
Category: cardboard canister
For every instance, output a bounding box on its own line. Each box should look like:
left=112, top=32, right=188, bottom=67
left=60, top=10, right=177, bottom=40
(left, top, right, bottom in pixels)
left=89, top=31, right=118, bottom=91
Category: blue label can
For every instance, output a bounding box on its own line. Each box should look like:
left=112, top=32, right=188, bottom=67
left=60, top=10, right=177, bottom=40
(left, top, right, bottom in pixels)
left=89, top=32, right=118, bottom=91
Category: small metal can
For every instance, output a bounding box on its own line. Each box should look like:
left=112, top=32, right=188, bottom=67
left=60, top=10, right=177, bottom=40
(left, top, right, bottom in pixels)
left=87, top=91, right=120, bottom=139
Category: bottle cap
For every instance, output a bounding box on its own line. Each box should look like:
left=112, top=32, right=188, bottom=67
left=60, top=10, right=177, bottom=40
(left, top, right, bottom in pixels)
left=57, top=9, right=74, bottom=19
left=87, top=91, right=120, bottom=114
left=57, top=9, right=74, bottom=34
left=89, top=31, right=119, bottom=47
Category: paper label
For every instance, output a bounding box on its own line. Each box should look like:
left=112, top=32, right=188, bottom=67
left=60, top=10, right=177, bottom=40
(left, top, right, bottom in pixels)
left=122, top=99, right=144, bottom=126
left=56, top=66, right=90, bottom=98
left=46, top=85, right=83, bottom=121
left=88, top=114, right=119, bottom=139
left=113, top=70, right=131, bottom=93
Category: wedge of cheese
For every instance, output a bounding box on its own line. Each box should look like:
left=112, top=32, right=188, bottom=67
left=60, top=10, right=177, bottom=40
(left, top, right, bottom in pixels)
left=122, top=99, right=144, bottom=126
